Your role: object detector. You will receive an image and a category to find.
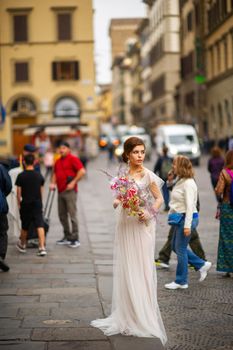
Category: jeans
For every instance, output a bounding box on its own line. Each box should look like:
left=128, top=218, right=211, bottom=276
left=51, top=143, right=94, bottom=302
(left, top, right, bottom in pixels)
left=58, top=190, right=79, bottom=242
left=162, top=183, right=169, bottom=210
left=172, top=217, right=205, bottom=285
left=158, top=226, right=206, bottom=263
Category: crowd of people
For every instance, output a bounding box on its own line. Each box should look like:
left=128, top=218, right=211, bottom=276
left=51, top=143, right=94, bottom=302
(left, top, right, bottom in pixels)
left=0, top=135, right=232, bottom=346
left=0, top=140, right=86, bottom=270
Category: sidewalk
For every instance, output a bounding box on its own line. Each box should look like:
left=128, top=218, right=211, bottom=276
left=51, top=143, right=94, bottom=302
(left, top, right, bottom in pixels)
left=0, top=154, right=164, bottom=350
left=1, top=153, right=233, bottom=350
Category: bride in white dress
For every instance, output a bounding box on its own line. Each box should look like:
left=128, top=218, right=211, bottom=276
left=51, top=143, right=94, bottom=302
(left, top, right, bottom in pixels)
left=91, top=136, right=167, bottom=346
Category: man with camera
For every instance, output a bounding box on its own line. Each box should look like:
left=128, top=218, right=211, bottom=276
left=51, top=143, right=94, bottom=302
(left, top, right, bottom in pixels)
left=50, top=141, right=86, bottom=248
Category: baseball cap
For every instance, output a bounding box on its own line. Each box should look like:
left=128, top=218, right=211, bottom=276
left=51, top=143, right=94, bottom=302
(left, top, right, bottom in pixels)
left=23, top=144, right=37, bottom=153
left=59, top=141, right=70, bottom=148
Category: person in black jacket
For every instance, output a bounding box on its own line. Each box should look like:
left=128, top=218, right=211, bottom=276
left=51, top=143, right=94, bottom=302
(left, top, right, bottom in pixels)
left=0, top=163, right=12, bottom=272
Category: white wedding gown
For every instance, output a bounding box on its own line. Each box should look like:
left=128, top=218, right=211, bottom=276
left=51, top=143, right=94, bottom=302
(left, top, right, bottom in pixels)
left=91, top=169, right=167, bottom=346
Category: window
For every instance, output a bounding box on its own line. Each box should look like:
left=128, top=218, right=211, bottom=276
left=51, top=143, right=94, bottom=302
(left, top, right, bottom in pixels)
left=185, top=91, right=195, bottom=107
left=210, top=105, right=217, bottom=132
left=13, top=14, right=28, bottom=42
left=225, top=99, right=231, bottom=126
left=57, top=13, right=72, bottom=41
left=218, top=103, right=223, bottom=128
left=54, top=97, right=80, bottom=118
left=187, top=11, right=193, bottom=32
left=52, top=61, right=80, bottom=81
left=15, top=62, right=29, bottom=82
left=217, top=42, right=221, bottom=73
left=181, top=51, right=194, bottom=78
left=11, top=98, right=36, bottom=115
left=194, top=3, right=199, bottom=26
left=221, top=0, right=228, bottom=17
left=151, top=75, right=165, bottom=99
left=224, top=37, right=228, bottom=70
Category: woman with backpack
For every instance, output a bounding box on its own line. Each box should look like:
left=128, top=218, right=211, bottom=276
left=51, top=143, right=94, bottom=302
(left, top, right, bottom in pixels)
left=215, top=150, right=233, bottom=277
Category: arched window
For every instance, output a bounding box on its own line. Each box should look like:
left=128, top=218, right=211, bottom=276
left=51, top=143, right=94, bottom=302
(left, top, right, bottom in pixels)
left=11, top=97, right=36, bottom=116
left=54, top=96, right=80, bottom=119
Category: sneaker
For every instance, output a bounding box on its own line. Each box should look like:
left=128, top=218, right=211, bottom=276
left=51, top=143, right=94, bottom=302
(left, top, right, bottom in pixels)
left=68, top=240, right=81, bottom=248
left=16, top=240, right=26, bottom=253
left=0, top=257, right=10, bottom=272
left=222, top=272, right=231, bottom=278
left=37, top=249, right=47, bottom=256
left=155, top=259, right=169, bottom=268
left=199, top=261, right=212, bottom=282
left=165, top=281, right=188, bottom=290
left=56, top=238, right=70, bottom=245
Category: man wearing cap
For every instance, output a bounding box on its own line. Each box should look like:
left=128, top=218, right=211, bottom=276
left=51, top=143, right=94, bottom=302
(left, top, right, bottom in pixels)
left=50, top=141, right=85, bottom=248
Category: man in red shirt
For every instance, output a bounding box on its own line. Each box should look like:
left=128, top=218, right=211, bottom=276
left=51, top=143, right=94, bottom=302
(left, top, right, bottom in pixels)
left=50, top=142, right=86, bottom=248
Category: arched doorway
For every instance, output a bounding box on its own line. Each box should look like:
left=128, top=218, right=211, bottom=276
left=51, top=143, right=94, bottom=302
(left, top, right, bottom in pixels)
left=11, top=97, right=37, bottom=155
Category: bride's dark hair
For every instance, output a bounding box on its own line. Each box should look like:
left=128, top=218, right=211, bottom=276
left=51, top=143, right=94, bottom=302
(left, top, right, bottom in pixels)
left=122, top=137, right=145, bottom=163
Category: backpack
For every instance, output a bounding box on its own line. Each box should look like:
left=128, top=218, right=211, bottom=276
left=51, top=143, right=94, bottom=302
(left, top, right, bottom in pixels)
left=160, top=158, right=172, bottom=180
left=225, top=168, right=233, bottom=206
left=0, top=164, right=12, bottom=214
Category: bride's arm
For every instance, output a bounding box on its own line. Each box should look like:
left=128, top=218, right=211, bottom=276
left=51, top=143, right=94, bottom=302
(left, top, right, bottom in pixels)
left=149, top=182, right=164, bottom=210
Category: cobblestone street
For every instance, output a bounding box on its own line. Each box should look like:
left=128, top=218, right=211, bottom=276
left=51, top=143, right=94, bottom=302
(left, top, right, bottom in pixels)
left=0, top=152, right=233, bottom=350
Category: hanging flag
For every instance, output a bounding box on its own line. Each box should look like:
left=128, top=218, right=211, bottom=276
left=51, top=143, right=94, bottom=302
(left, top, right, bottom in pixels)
left=0, top=103, right=6, bottom=124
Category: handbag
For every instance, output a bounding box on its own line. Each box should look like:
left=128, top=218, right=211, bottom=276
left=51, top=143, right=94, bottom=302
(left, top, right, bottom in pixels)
left=167, top=212, right=184, bottom=225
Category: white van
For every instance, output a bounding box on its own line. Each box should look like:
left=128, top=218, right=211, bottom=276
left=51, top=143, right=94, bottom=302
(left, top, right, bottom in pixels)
left=155, top=124, right=201, bottom=165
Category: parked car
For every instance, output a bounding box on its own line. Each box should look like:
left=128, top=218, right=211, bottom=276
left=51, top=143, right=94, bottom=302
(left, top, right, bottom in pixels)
left=98, top=134, right=120, bottom=149
left=155, top=124, right=201, bottom=165
left=115, top=134, right=152, bottom=161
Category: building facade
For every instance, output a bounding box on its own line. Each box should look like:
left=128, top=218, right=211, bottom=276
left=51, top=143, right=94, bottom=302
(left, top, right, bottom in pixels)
left=0, top=0, right=97, bottom=156
left=143, top=0, right=180, bottom=130
left=97, top=84, right=113, bottom=123
left=175, top=0, right=207, bottom=137
left=204, top=0, right=233, bottom=144
left=109, top=18, right=142, bottom=125
left=137, top=17, right=153, bottom=130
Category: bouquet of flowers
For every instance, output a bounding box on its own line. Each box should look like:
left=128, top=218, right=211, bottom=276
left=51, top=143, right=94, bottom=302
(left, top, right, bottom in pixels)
left=101, top=166, right=158, bottom=224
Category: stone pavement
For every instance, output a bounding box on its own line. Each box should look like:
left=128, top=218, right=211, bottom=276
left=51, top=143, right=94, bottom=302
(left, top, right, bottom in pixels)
left=0, top=153, right=233, bottom=350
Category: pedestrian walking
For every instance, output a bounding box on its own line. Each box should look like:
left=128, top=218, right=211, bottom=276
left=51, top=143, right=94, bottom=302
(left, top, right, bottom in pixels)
left=207, top=146, right=224, bottom=202
left=15, top=154, right=47, bottom=256
left=7, top=165, right=22, bottom=238
left=155, top=168, right=206, bottom=268
left=228, top=135, right=233, bottom=151
left=43, top=148, right=54, bottom=181
left=50, top=141, right=85, bottom=248
left=155, top=226, right=206, bottom=268
left=165, top=156, right=212, bottom=290
left=215, top=150, right=233, bottom=277
left=154, top=145, right=172, bottom=211
left=0, top=163, right=12, bottom=272
left=20, top=144, right=41, bottom=173
left=91, top=137, right=167, bottom=345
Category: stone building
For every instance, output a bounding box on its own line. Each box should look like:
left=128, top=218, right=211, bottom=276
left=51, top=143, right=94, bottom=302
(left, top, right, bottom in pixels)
left=0, top=0, right=97, bottom=156
left=204, top=0, right=233, bottom=144
left=142, top=0, right=180, bottom=130
left=175, top=0, right=207, bottom=138
left=109, top=18, right=142, bottom=125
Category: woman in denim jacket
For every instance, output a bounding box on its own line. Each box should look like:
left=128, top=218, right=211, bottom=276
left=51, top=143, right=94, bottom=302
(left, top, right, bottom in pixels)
left=165, top=156, right=212, bottom=290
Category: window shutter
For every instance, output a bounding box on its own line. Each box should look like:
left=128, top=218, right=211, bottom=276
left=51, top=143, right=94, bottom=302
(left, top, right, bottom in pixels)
left=58, top=13, right=71, bottom=41
left=14, top=15, right=28, bottom=42
left=52, top=62, right=58, bottom=80
left=74, top=61, right=80, bottom=80
left=15, top=62, right=29, bottom=82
